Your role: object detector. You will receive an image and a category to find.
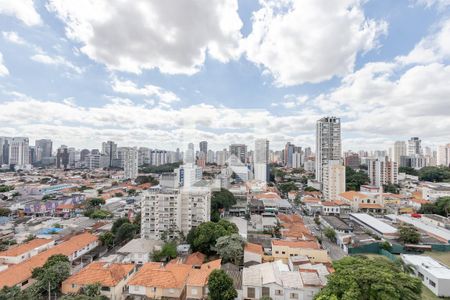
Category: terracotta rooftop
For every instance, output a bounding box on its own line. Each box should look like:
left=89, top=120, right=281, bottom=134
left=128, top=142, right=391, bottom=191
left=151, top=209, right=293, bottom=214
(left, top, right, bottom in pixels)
left=339, top=191, right=368, bottom=201
left=245, top=243, right=263, bottom=255
left=272, top=240, right=320, bottom=250
left=185, top=252, right=206, bottom=266
left=187, top=259, right=221, bottom=286
left=63, top=262, right=134, bottom=287
left=128, top=262, right=191, bottom=289
left=0, top=239, right=53, bottom=257
left=359, top=203, right=383, bottom=209
left=254, top=192, right=281, bottom=200
left=0, top=232, right=98, bottom=288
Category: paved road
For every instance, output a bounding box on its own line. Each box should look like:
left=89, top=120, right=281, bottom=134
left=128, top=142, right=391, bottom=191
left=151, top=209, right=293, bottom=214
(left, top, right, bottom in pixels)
left=302, top=215, right=347, bottom=261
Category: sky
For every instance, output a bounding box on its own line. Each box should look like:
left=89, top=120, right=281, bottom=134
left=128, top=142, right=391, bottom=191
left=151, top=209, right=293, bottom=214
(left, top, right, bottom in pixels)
left=0, top=0, right=449, bottom=152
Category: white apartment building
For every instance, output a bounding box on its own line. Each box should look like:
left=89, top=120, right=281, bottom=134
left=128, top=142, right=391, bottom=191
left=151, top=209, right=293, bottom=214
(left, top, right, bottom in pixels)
left=393, top=141, right=407, bottom=164
left=402, top=254, right=450, bottom=297
left=8, top=137, right=30, bottom=167
left=254, top=139, right=269, bottom=182
left=315, top=117, right=341, bottom=184
left=368, top=156, right=398, bottom=187
left=292, top=152, right=303, bottom=168
left=437, top=144, right=450, bottom=167
left=123, top=147, right=139, bottom=180
left=175, top=163, right=203, bottom=188
left=322, top=160, right=345, bottom=200
left=408, top=137, right=422, bottom=156
left=141, top=187, right=211, bottom=240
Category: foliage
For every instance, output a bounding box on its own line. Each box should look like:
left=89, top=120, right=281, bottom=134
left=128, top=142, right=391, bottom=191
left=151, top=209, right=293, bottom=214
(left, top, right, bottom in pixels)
left=380, top=241, right=392, bottom=251
left=128, top=189, right=137, bottom=196
left=399, top=166, right=419, bottom=176
left=214, top=233, right=245, bottom=265
left=99, top=232, right=115, bottom=248
left=24, top=234, right=36, bottom=243
left=160, top=225, right=184, bottom=243
left=187, top=220, right=238, bottom=255
left=346, top=167, right=370, bottom=191
left=314, top=256, right=422, bottom=300
left=88, top=198, right=105, bottom=209
left=0, top=286, right=34, bottom=300
left=324, top=227, right=337, bottom=242
left=42, top=194, right=56, bottom=201
left=152, top=242, right=177, bottom=262
left=0, top=185, right=14, bottom=193
left=140, top=162, right=181, bottom=174
left=114, top=223, right=138, bottom=243
left=314, top=215, right=321, bottom=225
left=278, top=182, right=299, bottom=194
left=112, top=218, right=130, bottom=234
left=211, top=189, right=236, bottom=217
left=83, top=283, right=101, bottom=297
left=85, top=209, right=112, bottom=219
left=31, top=254, right=71, bottom=296
left=133, top=212, right=141, bottom=234
left=304, top=186, right=319, bottom=192
left=383, top=184, right=400, bottom=194
left=114, top=192, right=123, bottom=197
left=418, top=166, right=450, bottom=182
left=207, top=269, right=237, bottom=300
left=419, top=196, right=450, bottom=217
left=0, top=208, right=11, bottom=217
left=398, top=224, right=420, bottom=244
left=135, top=175, right=159, bottom=185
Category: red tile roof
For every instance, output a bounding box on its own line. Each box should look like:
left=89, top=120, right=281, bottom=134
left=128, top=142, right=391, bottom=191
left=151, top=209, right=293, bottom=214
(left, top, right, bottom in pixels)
left=0, top=239, right=53, bottom=257
left=63, top=262, right=134, bottom=287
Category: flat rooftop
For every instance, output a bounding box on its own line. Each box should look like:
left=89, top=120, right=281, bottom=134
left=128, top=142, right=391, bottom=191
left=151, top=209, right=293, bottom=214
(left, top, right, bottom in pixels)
left=388, top=214, right=450, bottom=242
left=402, top=254, right=450, bottom=279
left=350, top=213, right=397, bottom=235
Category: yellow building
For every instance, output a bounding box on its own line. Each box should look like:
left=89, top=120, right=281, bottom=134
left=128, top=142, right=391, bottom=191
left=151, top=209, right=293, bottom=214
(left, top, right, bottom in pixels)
left=271, top=240, right=330, bottom=263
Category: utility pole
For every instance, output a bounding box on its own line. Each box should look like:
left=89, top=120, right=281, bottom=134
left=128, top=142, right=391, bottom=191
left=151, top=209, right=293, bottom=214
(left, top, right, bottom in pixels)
left=48, top=280, right=51, bottom=300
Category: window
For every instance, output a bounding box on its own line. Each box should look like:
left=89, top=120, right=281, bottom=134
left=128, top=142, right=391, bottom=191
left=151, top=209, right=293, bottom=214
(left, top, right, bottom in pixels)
left=418, top=272, right=424, bottom=280
left=262, top=287, right=270, bottom=297
left=191, top=288, right=198, bottom=295
left=169, top=288, right=175, bottom=294
left=21, top=280, right=28, bottom=286
left=247, top=287, right=255, bottom=298
left=290, top=293, right=299, bottom=299
left=275, top=251, right=279, bottom=254
left=429, top=280, right=436, bottom=287
left=101, top=286, right=110, bottom=291
left=72, top=284, right=77, bottom=289
left=282, top=251, right=286, bottom=255
left=275, top=289, right=283, bottom=295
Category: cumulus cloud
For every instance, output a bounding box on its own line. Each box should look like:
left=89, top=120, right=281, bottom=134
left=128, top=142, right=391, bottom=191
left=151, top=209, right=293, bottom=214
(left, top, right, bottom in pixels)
left=243, top=0, right=388, bottom=86
left=0, top=52, right=9, bottom=76
left=397, top=18, right=450, bottom=64
left=31, top=54, right=83, bottom=74
left=0, top=0, right=42, bottom=26
left=46, top=0, right=243, bottom=75
left=2, top=31, right=27, bottom=45
left=112, top=78, right=180, bottom=104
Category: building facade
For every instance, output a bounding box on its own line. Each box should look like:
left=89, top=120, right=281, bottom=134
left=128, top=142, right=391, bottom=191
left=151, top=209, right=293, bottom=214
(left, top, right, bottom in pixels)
left=315, top=117, right=341, bottom=184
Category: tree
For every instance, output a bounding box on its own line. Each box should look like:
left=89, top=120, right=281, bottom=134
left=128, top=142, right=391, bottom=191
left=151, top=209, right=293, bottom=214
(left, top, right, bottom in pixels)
left=85, top=209, right=112, bottom=219
left=214, top=234, right=246, bottom=265
left=83, top=283, right=101, bottom=297
left=135, top=175, right=159, bottom=185
left=99, top=232, right=115, bottom=248
left=278, top=182, right=299, bottom=194
left=399, top=166, right=419, bottom=176
left=0, top=185, right=13, bottom=193
left=304, top=186, right=319, bottom=192
left=383, top=184, right=400, bottom=194
left=24, top=234, right=36, bottom=243
left=314, top=256, right=422, bottom=300
left=188, top=220, right=238, bottom=255
left=0, top=208, right=11, bottom=217
left=31, top=254, right=71, bottom=297
left=112, top=218, right=130, bottom=235
left=207, top=270, right=237, bottom=300
left=211, top=189, right=237, bottom=214
left=346, top=167, right=370, bottom=191
left=152, top=242, right=177, bottom=262
left=418, top=166, right=450, bottom=182
left=114, top=223, right=138, bottom=243
left=398, top=224, right=420, bottom=244
left=88, top=198, right=105, bottom=209
left=419, top=196, right=450, bottom=216
left=324, top=227, right=337, bottom=243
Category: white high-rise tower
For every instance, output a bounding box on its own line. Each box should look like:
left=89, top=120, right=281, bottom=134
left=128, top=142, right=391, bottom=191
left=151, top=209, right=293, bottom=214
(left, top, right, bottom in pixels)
left=315, top=117, right=341, bottom=184
left=254, top=139, right=269, bottom=182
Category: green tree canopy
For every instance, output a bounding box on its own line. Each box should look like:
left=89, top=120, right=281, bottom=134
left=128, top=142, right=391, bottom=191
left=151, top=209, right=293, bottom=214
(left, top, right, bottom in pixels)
left=111, top=218, right=130, bottom=235
left=314, top=256, right=422, bottom=300
left=398, top=224, right=420, bottom=244
left=152, top=242, right=177, bottom=262
left=187, top=220, right=238, bottom=255
left=346, top=167, right=370, bottom=191
left=114, top=223, right=138, bottom=243
left=211, top=189, right=237, bottom=212
left=324, top=227, right=337, bottom=243
left=278, top=182, right=299, bottom=194
left=135, top=175, right=159, bottom=185
left=207, top=269, right=237, bottom=300
left=99, top=232, right=115, bottom=248
left=31, top=254, right=71, bottom=296
left=399, top=166, right=419, bottom=176
left=214, top=233, right=246, bottom=265
left=418, top=166, right=450, bottom=182
left=419, top=196, right=450, bottom=216
left=0, top=208, right=11, bottom=217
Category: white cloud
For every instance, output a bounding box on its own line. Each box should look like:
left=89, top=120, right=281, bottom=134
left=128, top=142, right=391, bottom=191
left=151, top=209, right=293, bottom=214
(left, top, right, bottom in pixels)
left=397, top=19, right=450, bottom=64
left=415, top=0, right=450, bottom=9
left=46, top=0, right=243, bottom=75
left=243, top=0, right=388, bottom=86
left=112, top=78, right=180, bottom=104
left=0, top=0, right=42, bottom=26
left=31, top=54, right=83, bottom=74
left=2, top=31, right=26, bottom=45
left=0, top=52, right=9, bottom=76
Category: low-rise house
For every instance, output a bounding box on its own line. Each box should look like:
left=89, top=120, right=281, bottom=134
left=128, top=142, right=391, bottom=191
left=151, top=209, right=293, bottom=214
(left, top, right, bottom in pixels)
left=271, top=240, right=330, bottom=264
left=117, top=238, right=163, bottom=264
left=401, top=254, right=450, bottom=297
left=242, top=260, right=323, bottom=300
left=186, top=259, right=221, bottom=300
left=244, top=242, right=264, bottom=265
left=127, top=262, right=192, bottom=299
left=0, top=232, right=99, bottom=289
left=0, top=238, right=55, bottom=264
left=302, top=197, right=321, bottom=216
left=62, top=262, right=136, bottom=300
left=320, top=201, right=351, bottom=216
left=338, top=191, right=385, bottom=214
left=320, top=216, right=353, bottom=234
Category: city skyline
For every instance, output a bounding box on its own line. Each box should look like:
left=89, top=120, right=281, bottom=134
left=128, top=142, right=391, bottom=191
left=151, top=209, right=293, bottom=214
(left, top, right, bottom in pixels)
left=1, top=1, right=450, bottom=150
